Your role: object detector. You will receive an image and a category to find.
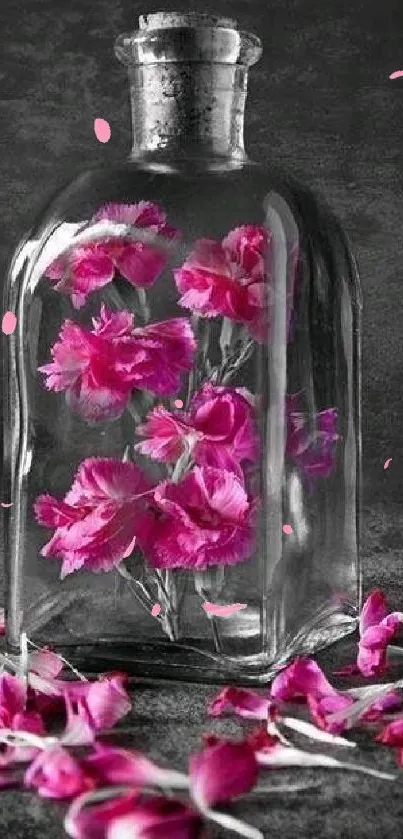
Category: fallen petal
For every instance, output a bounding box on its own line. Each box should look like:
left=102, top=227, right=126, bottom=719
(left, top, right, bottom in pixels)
left=189, top=740, right=259, bottom=809
left=208, top=686, right=271, bottom=720
left=82, top=743, right=189, bottom=790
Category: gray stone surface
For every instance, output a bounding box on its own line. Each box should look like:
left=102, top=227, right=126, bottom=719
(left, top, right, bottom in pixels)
left=1, top=0, right=403, bottom=836
left=1, top=639, right=403, bottom=838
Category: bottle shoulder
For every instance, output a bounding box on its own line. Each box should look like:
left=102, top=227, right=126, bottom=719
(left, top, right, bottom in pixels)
left=4, top=155, right=361, bottom=313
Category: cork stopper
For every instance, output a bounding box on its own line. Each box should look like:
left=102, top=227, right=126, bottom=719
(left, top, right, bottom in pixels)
left=115, top=10, right=262, bottom=67
left=138, top=12, right=239, bottom=30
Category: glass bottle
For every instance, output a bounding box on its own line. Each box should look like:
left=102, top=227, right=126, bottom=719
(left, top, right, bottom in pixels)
left=2, top=12, right=362, bottom=683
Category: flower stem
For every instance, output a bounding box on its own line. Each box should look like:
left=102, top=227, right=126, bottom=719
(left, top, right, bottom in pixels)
left=195, top=566, right=225, bottom=655
left=116, top=564, right=161, bottom=624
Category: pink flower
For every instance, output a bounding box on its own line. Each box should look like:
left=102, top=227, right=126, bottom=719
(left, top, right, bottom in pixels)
left=65, top=793, right=202, bottom=839
left=34, top=458, right=154, bottom=577
left=39, top=307, right=196, bottom=422
left=270, top=658, right=353, bottom=734
left=208, top=686, right=271, bottom=720
left=46, top=201, right=179, bottom=308
left=357, top=590, right=403, bottom=677
left=24, top=746, right=94, bottom=799
left=189, top=739, right=259, bottom=810
left=144, top=465, right=257, bottom=571
left=376, top=719, right=403, bottom=764
left=286, top=394, right=339, bottom=481
left=136, top=383, right=259, bottom=475
left=46, top=245, right=115, bottom=310
left=174, top=225, right=270, bottom=341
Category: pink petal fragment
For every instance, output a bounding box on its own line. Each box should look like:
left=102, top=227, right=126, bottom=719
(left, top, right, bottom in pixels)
left=94, top=118, right=111, bottom=143
left=24, top=746, right=94, bottom=799
left=108, top=796, right=203, bottom=839
left=202, top=602, right=247, bottom=617
left=357, top=591, right=403, bottom=677
left=65, top=792, right=202, bottom=839
left=208, top=686, right=271, bottom=720
left=2, top=311, right=17, bottom=335
left=189, top=740, right=259, bottom=809
left=82, top=744, right=188, bottom=791
left=270, top=657, right=335, bottom=703
left=359, top=589, right=389, bottom=636
left=30, top=648, right=65, bottom=679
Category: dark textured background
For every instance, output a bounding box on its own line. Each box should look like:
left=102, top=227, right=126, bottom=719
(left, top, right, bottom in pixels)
left=2, top=1, right=403, bottom=836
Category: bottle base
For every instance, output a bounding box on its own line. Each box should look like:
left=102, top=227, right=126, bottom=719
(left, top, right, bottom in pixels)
left=22, top=612, right=357, bottom=685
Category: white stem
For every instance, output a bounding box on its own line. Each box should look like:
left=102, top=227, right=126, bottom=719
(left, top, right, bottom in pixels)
left=0, top=729, right=58, bottom=750
left=328, top=679, right=403, bottom=728
left=281, top=716, right=356, bottom=749
left=203, top=807, right=264, bottom=839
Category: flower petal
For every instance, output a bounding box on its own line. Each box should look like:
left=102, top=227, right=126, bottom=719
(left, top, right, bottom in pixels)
left=359, top=589, right=389, bottom=636
left=208, top=687, right=271, bottom=720
left=24, top=746, right=94, bottom=799
left=189, top=740, right=259, bottom=809
left=82, top=743, right=188, bottom=790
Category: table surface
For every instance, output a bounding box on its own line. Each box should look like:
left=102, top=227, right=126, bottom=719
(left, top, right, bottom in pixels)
left=1, top=635, right=403, bottom=839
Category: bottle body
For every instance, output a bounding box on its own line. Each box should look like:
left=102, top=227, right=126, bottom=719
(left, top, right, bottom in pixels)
left=3, top=156, right=361, bottom=683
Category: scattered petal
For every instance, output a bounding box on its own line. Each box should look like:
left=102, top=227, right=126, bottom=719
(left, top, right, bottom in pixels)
left=24, top=746, right=94, bottom=799
left=208, top=686, right=271, bottom=720
left=189, top=740, right=259, bottom=809
left=82, top=743, right=188, bottom=790
left=202, top=602, right=247, bottom=617
left=2, top=311, right=17, bottom=335
left=94, top=118, right=111, bottom=143
left=65, top=790, right=202, bottom=839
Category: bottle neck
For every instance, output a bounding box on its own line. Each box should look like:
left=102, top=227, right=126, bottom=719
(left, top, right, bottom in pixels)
left=127, top=63, right=249, bottom=163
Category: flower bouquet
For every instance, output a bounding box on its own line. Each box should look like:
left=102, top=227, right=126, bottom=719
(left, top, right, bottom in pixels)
left=33, top=201, right=339, bottom=652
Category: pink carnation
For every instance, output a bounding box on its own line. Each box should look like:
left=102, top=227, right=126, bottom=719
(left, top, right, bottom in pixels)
left=46, top=201, right=179, bottom=308
left=34, top=458, right=154, bottom=578
left=143, top=465, right=257, bottom=571
left=136, top=383, right=259, bottom=475
left=174, top=225, right=270, bottom=341
left=286, top=393, right=339, bottom=481
left=39, top=306, right=196, bottom=422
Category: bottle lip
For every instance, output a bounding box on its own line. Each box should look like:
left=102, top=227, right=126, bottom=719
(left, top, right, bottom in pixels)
left=115, top=11, right=262, bottom=68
